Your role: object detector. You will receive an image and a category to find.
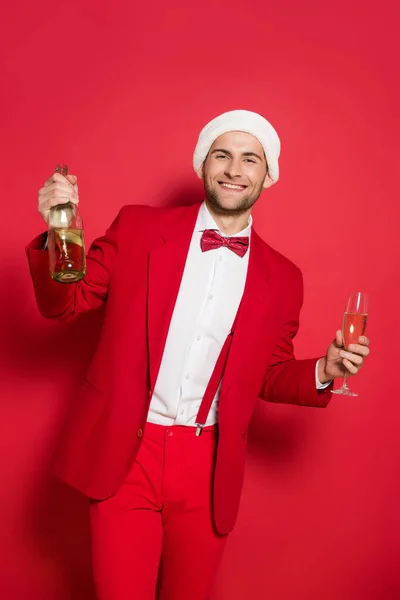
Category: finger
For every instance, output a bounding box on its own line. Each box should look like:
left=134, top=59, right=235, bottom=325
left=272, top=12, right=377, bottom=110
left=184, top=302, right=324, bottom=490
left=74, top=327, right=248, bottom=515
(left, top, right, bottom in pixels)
left=66, top=175, right=79, bottom=194
left=39, top=187, right=79, bottom=204
left=358, top=336, right=370, bottom=346
left=43, top=172, right=76, bottom=188
left=39, top=191, right=78, bottom=207
left=43, top=172, right=72, bottom=186
left=40, top=196, right=73, bottom=211
left=340, top=350, right=363, bottom=365
left=40, top=193, right=79, bottom=209
left=39, top=188, right=78, bottom=205
left=342, top=358, right=359, bottom=375
left=39, top=182, right=77, bottom=196
left=347, top=344, right=370, bottom=357
left=66, top=174, right=78, bottom=185
left=335, top=329, right=344, bottom=347
left=52, top=172, right=69, bottom=183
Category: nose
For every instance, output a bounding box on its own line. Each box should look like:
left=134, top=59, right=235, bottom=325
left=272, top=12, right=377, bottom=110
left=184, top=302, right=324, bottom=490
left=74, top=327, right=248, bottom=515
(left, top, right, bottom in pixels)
left=224, top=157, right=243, bottom=179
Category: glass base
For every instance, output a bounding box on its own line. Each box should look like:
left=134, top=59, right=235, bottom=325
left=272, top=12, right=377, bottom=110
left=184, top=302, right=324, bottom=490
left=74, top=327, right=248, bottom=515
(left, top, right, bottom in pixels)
left=331, top=388, right=358, bottom=397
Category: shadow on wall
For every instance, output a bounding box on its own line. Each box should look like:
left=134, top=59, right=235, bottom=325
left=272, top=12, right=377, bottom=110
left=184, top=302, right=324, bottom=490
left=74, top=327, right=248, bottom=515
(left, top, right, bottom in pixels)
left=247, top=398, right=310, bottom=468
left=27, top=477, right=97, bottom=599
left=2, top=263, right=104, bottom=384
left=156, top=178, right=205, bottom=208
left=2, top=266, right=105, bottom=599
left=345, top=559, right=400, bottom=600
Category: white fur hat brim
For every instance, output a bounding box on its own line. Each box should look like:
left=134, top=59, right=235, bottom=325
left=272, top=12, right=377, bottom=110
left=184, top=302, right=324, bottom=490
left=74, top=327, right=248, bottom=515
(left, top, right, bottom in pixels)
left=193, top=109, right=281, bottom=185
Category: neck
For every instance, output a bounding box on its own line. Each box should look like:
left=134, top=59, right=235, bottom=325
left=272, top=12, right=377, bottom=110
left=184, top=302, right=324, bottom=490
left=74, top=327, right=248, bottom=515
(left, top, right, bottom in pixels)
left=204, top=200, right=251, bottom=236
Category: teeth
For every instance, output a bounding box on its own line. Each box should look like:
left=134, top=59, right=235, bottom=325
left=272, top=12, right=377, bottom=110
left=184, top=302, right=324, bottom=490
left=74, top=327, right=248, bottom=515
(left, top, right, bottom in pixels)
left=221, top=183, right=245, bottom=190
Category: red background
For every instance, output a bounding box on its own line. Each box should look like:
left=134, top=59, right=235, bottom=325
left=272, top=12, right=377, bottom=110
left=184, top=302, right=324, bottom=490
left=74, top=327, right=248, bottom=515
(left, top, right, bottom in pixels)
left=1, top=1, right=399, bottom=598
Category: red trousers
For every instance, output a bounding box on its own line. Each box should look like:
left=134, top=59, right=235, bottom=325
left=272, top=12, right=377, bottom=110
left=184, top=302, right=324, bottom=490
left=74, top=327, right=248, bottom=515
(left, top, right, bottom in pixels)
left=89, top=423, right=228, bottom=599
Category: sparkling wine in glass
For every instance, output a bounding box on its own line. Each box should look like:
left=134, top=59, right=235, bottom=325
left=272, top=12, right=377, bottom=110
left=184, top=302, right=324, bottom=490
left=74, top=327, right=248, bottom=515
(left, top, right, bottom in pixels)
left=331, top=292, right=368, bottom=397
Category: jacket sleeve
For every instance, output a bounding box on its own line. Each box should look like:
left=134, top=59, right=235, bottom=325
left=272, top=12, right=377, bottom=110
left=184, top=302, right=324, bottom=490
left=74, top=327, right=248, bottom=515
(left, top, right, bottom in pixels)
left=26, top=207, right=123, bottom=322
left=260, top=267, right=332, bottom=408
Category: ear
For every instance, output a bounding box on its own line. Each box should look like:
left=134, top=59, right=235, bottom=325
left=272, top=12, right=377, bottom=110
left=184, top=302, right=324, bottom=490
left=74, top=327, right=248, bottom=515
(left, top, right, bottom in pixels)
left=263, top=173, right=274, bottom=189
left=197, top=163, right=205, bottom=180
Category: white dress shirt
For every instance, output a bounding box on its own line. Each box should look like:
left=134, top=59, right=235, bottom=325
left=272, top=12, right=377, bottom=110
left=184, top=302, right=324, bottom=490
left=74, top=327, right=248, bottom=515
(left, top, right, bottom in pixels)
left=147, top=201, right=329, bottom=427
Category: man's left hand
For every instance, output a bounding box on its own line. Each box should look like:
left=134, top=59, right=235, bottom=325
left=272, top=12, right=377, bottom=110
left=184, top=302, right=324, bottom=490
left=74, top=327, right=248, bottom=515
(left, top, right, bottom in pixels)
left=318, top=330, right=371, bottom=384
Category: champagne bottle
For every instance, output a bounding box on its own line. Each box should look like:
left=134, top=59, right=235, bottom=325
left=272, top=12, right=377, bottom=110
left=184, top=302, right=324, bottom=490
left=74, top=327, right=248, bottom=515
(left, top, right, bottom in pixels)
left=48, top=164, right=86, bottom=283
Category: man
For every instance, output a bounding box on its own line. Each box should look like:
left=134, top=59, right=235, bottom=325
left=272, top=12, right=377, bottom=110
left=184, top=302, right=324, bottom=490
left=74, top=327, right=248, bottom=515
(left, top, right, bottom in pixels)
left=27, top=110, right=370, bottom=600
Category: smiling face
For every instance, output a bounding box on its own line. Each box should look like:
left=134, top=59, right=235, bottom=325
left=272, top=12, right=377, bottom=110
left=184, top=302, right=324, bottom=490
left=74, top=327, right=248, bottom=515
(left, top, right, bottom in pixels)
left=200, top=131, right=272, bottom=216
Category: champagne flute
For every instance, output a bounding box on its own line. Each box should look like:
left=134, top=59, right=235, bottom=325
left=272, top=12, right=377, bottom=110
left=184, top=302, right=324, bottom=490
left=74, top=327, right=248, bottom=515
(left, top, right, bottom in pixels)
left=331, top=292, right=368, bottom=397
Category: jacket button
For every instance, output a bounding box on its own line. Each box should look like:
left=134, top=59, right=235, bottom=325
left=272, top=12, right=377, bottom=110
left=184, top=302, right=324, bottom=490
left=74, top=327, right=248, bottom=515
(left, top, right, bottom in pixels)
left=148, top=389, right=152, bottom=398
left=137, top=428, right=143, bottom=438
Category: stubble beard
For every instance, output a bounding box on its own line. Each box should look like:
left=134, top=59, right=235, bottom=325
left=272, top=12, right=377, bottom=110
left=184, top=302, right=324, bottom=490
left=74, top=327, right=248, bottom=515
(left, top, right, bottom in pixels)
left=204, top=180, right=264, bottom=216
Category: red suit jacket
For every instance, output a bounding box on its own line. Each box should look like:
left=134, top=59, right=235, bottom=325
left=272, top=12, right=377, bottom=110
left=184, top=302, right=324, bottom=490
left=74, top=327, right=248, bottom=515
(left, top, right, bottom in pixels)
left=26, top=201, right=332, bottom=535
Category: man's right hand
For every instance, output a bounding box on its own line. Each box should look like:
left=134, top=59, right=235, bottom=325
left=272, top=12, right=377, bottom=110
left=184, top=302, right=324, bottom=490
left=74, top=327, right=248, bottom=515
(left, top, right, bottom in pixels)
left=38, top=172, right=79, bottom=225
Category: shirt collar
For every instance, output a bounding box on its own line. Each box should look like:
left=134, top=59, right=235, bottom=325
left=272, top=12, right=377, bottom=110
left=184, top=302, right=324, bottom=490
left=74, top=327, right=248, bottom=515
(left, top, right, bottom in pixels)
left=197, top=201, right=252, bottom=238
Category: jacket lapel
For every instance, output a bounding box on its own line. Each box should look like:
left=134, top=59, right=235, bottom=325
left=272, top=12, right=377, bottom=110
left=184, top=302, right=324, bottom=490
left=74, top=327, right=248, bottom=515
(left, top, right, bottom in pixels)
left=220, top=229, right=275, bottom=398
left=147, top=202, right=201, bottom=392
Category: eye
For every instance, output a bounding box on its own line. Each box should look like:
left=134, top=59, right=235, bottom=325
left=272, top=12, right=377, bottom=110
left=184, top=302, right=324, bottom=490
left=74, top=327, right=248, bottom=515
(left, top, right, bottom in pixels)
left=215, top=154, right=228, bottom=159
left=244, top=158, right=256, bottom=163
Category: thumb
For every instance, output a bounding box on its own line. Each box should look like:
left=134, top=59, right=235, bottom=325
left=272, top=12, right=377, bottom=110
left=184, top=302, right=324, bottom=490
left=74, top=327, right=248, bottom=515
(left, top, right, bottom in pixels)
left=335, top=329, right=344, bottom=348
left=66, top=174, right=77, bottom=185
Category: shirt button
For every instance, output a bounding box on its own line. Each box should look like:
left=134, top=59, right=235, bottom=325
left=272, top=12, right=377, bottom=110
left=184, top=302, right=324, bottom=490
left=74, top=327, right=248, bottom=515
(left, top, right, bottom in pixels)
left=219, top=256, right=223, bottom=261
left=137, top=428, right=143, bottom=438
left=180, top=410, right=184, bottom=415
left=186, top=374, right=190, bottom=380
left=196, top=335, right=201, bottom=341
left=209, top=294, right=213, bottom=300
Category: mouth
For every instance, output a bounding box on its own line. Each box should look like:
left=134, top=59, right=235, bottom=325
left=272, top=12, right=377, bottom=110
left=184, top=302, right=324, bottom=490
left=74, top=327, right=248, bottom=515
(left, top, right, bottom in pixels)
left=218, top=182, right=247, bottom=192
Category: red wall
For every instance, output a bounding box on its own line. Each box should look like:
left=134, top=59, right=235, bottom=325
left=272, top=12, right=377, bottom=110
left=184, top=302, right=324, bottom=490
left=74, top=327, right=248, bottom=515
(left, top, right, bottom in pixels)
left=1, top=1, right=399, bottom=598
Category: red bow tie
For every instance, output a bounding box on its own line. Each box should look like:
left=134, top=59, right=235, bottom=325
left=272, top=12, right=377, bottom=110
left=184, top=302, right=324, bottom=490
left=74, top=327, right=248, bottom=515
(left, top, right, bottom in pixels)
left=201, top=229, right=249, bottom=258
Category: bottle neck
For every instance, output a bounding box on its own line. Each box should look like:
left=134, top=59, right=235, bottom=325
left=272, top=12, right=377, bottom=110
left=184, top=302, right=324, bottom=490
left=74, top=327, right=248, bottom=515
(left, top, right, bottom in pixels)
left=49, top=203, right=80, bottom=229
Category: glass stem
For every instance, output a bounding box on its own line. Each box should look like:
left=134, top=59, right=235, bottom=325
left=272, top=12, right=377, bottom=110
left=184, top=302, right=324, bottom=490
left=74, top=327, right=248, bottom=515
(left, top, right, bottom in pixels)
left=342, top=370, right=350, bottom=390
